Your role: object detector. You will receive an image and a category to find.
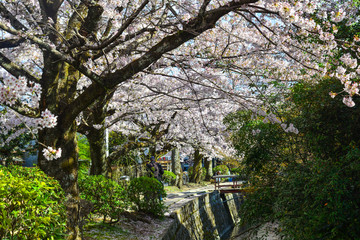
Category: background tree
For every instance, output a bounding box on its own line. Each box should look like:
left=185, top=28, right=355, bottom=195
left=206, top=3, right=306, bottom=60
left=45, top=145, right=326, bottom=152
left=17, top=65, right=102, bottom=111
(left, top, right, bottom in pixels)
left=204, top=157, right=213, bottom=181
left=189, top=148, right=203, bottom=183
left=226, top=78, right=360, bottom=239
left=171, top=147, right=183, bottom=188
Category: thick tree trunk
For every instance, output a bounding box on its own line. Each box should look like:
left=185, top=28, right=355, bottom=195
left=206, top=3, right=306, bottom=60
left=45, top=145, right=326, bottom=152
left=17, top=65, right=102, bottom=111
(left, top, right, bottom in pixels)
left=171, top=148, right=183, bottom=189
left=87, top=127, right=107, bottom=175
left=81, top=93, right=113, bottom=176
left=190, top=149, right=203, bottom=184
left=38, top=124, right=81, bottom=240
left=204, top=157, right=213, bottom=181
left=38, top=53, right=82, bottom=239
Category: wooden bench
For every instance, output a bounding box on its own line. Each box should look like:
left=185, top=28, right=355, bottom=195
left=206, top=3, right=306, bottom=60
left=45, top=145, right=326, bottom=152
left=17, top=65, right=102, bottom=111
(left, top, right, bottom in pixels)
left=211, top=175, right=246, bottom=193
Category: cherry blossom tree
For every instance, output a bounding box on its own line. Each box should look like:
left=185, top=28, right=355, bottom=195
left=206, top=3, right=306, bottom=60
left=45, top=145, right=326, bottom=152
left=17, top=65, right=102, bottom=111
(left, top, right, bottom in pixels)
left=80, top=55, right=257, bottom=175
left=1, top=1, right=263, bottom=237
left=1, top=0, right=358, bottom=238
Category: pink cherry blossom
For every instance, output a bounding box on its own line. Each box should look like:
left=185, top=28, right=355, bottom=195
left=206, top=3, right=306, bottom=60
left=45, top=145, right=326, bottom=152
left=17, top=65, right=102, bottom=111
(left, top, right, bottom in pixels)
left=42, top=147, right=62, bottom=161
left=343, top=96, right=355, bottom=107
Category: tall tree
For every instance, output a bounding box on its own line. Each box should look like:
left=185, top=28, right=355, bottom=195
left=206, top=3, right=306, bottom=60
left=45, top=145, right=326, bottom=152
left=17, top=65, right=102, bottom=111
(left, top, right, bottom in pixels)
left=204, top=157, right=213, bottom=181
left=189, top=148, right=203, bottom=183
left=171, top=147, right=182, bottom=188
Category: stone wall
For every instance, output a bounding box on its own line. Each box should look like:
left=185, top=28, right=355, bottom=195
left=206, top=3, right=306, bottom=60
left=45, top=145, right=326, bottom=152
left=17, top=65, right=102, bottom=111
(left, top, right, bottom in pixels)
left=161, top=191, right=243, bottom=240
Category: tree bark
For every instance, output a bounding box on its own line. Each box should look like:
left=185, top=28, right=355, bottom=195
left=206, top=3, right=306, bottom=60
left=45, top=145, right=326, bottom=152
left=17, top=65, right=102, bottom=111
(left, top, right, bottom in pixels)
left=81, top=94, right=112, bottom=176
left=38, top=124, right=80, bottom=240
left=38, top=53, right=82, bottom=240
left=171, top=148, right=183, bottom=189
left=204, top=157, right=213, bottom=181
left=87, top=127, right=107, bottom=175
left=190, top=149, right=203, bottom=184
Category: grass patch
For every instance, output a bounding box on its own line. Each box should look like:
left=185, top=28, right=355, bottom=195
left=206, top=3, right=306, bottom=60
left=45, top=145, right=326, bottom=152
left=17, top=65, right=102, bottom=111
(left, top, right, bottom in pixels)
left=83, top=221, right=131, bottom=240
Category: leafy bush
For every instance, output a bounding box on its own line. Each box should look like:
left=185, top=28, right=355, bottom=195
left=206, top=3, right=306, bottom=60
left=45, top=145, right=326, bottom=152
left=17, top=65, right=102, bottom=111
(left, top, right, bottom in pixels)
left=77, top=133, right=90, bottom=161
left=230, top=167, right=247, bottom=180
left=213, top=165, right=229, bottom=175
left=127, top=177, right=167, bottom=218
left=231, top=167, right=240, bottom=174
left=277, top=152, right=360, bottom=239
left=240, top=148, right=360, bottom=240
left=226, top=79, right=360, bottom=239
left=79, top=175, right=127, bottom=223
left=0, top=165, right=66, bottom=239
left=78, top=160, right=90, bottom=181
left=162, top=170, right=176, bottom=185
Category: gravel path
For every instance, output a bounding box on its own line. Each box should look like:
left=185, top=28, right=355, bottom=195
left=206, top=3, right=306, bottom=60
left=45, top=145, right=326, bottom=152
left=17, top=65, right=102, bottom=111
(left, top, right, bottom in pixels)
left=164, top=184, right=214, bottom=216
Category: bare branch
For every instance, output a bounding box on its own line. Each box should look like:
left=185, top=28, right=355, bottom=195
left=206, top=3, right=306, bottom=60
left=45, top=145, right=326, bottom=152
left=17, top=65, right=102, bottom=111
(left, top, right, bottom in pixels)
left=235, top=11, right=277, bottom=46
left=0, top=2, right=28, bottom=31
left=93, top=27, right=156, bottom=59
left=247, top=4, right=278, bottom=15
left=0, top=53, right=40, bottom=83
left=0, top=21, right=102, bottom=86
left=199, top=0, right=211, bottom=16
left=0, top=38, right=26, bottom=49
left=62, top=0, right=258, bottom=129
left=6, top=99, right=39, bottom=118
left=83, top=0, right=150, bottom=51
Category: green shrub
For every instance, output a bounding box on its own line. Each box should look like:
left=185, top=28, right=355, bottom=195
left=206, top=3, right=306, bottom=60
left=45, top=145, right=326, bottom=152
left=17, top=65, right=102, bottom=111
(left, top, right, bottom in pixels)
left=77, top=133, right=90, bottom=161
left=0, top=165, right=66, bottom=239
left=162, top=170, right=176, bottom=185
left=226, top=78, right=360, bottom=239
left=79, top=175, right=127, bottom=223
left=230, top=167, right=247, bottom=180
left=78, top=160, right=90, bottom=181
left=127, top=177, right=167, bottom=218
left=231, top=167, right=240, bottom=174
left=213, top=165, right=229, bottom=175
